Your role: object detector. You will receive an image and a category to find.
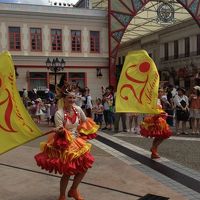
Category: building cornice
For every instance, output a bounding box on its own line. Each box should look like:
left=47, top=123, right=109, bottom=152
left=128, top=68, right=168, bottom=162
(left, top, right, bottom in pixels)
left=12, top=55, right=108, bottom=62
left=0, top=3, right=107, bottom=20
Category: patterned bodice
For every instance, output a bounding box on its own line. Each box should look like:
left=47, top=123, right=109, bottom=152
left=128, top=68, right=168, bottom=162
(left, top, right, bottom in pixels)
left=55, top=105, right=87, bottom=137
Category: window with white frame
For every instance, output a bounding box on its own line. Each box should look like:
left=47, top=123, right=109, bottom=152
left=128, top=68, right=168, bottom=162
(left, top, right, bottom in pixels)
left=30, top=28, right=42, bottom=51
left=90, top=31, right=100, bottom=53
left=71, top=30, right=81, bottom=52
left=29, top=72, right=47, bottom=90
left=51, top=29, right=62, bottom=51
left=9, top=27, right=21, bottom=51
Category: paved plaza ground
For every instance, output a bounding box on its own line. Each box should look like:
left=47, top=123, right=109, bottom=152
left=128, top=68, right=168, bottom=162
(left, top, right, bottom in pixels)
left=0, top=122, right=200, bottom=200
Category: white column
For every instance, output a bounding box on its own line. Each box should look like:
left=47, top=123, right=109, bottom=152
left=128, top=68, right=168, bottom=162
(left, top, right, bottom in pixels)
left=0, top=22, right=7, bottom=50
left=63, top=25, right=69, bottom=56
left=22, top=24, right=29, bottom=54
left=43, top=25, right=50, bottom=55
left=83, top=27, right=88, bottom=56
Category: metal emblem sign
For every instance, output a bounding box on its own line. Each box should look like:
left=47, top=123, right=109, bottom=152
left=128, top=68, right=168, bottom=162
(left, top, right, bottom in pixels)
left=157, top=2, right=175, bottom=24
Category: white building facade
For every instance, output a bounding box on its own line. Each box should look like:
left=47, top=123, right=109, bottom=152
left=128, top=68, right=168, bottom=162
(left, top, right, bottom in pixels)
left=117, top=19, right=200, bottom=89
left=0, top=2, right=109, bottom=98
left=1, top=2, right=200, bottom=95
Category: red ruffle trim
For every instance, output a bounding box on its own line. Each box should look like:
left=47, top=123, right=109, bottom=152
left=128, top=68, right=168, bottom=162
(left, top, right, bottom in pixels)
left=140, top=128, right=172, bottom=139
left=140, top=115, right=172, bottom=139
left=79, top=133, right=97, bottom=140
left=35, top=152, right=94, bottom=175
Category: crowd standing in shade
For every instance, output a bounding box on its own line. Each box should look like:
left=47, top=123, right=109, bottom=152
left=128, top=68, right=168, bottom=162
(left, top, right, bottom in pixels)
left=21, top=79, right=200, bottom=136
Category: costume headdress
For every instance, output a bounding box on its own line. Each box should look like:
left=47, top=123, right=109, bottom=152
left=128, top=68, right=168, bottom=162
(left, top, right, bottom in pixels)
left=56, top=74, right=78, bottom=100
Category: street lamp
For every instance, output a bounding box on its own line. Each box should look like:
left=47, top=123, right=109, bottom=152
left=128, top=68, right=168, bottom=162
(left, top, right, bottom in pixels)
left=46, top=57, right=65, bottom=88
left=96, top=67, right=103, bottom=79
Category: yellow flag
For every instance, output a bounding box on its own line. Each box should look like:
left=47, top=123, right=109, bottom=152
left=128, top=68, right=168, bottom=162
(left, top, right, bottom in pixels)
left=116, top=50, right=161, bottom=114
left=0, top=51, right=42, bottom=154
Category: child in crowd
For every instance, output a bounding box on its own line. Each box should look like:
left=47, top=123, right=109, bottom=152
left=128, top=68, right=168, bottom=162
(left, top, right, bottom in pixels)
left=93, top=98, right=104, bottom=129
left=35, top=98, right=44, bottom=124
left=102, top=87, right=114, bottom=130
left=50, top=100, right=56, bottom=126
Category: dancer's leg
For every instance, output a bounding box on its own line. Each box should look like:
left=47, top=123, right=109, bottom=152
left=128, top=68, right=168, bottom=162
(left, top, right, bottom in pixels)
left=151, top=138, right=164, bottom=159
left=71, top=171, right=86, bottom=189
left=58, top=174, right=70, bottom=200
left=68, top=171, right=87, bottom=200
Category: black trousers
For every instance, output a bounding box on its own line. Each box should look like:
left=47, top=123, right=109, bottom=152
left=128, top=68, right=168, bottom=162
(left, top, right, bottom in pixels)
left=114, top=112, right=127, bottom=131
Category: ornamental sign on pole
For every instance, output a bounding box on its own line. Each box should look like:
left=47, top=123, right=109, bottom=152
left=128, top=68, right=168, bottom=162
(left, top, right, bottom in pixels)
left=156, top=2, right=175, bottom=24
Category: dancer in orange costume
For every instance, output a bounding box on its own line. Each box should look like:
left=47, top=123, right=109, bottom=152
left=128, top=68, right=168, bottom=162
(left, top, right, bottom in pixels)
left=140, top=89, right=172, bottom=159
left=35, top=83, right=99, bottom=200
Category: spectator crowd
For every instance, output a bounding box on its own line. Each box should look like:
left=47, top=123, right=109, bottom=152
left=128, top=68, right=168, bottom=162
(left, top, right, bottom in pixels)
left=21, top=81, right=200, bottom=135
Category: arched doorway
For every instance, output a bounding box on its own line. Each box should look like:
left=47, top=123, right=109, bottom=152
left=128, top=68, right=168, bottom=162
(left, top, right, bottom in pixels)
left=109, top=0, right=200, bottom=86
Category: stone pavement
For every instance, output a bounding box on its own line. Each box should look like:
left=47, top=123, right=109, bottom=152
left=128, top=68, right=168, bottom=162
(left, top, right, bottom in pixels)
left=0, top=123, right=199, bottom=200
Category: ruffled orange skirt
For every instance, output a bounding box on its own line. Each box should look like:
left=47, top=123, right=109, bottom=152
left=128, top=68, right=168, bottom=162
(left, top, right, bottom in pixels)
left=35, top=130, right=94, bottom=175
left=140, top=114, right=172, bottom=139
left=35, top=118, right=99, bottom=175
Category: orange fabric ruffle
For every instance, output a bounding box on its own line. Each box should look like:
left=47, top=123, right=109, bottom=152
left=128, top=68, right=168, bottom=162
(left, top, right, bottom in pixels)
left=77, top=118, right=99, bottom=140
left=140, top=114, right=172, bottom=139
left=35, top=128, right=94, bottom=175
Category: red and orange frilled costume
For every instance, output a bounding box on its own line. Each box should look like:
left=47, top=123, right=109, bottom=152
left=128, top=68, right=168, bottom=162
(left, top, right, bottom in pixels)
left=140, top=101, right=172, bottom=139
left=35, top=105, right=99, bottom=175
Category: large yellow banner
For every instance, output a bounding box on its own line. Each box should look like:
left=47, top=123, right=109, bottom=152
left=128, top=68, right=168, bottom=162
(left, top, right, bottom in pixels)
left=0, top=51, right=42, bottom=154
left=116, top=50, right=161, bottom=114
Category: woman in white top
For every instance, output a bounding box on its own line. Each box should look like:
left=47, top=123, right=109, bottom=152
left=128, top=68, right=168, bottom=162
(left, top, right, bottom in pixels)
left=173, top=87, right=189, bottom=135
left=35, top=85, right=99, bottom=200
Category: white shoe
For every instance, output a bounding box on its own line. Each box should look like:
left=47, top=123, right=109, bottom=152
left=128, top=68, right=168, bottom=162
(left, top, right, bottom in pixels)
left=131, top=128, right=135, bottom=133
left=135, top=127, right=140, bottom=134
